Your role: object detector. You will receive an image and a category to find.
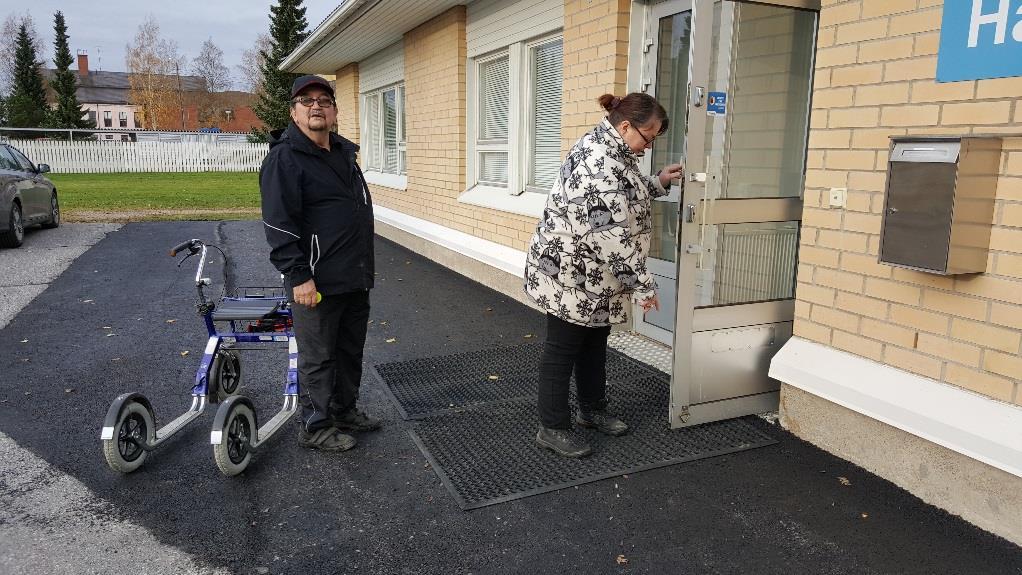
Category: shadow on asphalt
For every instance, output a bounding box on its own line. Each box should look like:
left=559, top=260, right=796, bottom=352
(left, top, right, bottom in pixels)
left=0, top=221, right=1018, bottom=574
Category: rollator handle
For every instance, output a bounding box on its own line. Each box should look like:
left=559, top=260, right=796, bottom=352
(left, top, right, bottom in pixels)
left=170, top=239, right=201, bottom=257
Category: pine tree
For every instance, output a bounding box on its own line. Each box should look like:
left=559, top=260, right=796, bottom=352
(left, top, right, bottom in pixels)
left=250, top=0, right=308, bottom=142
left=45, top=11, right=91, bottom=135
left=7, top=23, right=48, bottom=131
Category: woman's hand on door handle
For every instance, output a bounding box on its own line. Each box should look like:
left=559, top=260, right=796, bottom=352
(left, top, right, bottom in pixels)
left=658, top=163, right=685, bottom=187
left=641, top=293, right=660, bottom=316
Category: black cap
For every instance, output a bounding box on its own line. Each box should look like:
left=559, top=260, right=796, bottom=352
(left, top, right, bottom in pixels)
left=291, top=75, right=334, bottom=98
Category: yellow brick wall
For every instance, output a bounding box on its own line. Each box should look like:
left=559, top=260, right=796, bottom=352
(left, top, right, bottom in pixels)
left=364, top=6, right=537, bottom=252
left=797, top=0, right=1022, bottom=404
left=562, top=0, right=631, bottom=153
left=334, top=64, right=359, bottom=143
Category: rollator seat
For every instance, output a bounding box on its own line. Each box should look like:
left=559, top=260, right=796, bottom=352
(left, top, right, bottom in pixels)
left=212, top=298, right=284, bottom=321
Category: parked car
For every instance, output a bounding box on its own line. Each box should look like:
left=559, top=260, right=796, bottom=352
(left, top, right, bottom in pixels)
left=0, top=142, right=59, bottom=248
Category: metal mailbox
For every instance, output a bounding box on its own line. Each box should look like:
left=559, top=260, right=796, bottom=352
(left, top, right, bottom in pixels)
left=879, top=136, right=1001, bottom=275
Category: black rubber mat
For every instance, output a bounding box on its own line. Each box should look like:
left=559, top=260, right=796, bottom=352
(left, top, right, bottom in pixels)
left=374, top=343, right=665, bottom=419
left=373, top=344, right=776, bottom=509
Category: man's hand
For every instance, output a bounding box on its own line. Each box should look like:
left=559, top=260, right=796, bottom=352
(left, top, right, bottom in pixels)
left=640, top=294, right=660, bottom=316
left=658, top=163, right=685, bottom=187
left=293, top=278, right=318, bottom=308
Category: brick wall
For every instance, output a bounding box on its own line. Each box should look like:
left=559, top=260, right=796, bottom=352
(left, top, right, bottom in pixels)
left=334, top=64, right=360, bottom=143
left=562, top=0, right=631, bottom=153
left=797, top=0, right=1022, bottom=404
left=366, top=6, right=538, bottom=252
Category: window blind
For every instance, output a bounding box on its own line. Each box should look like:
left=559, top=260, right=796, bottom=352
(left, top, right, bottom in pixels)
left=529, top=39, right=563, bottom=191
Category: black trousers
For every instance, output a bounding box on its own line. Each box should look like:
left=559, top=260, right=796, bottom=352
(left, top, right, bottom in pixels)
left=290, top=289, right=371, bottom=432
left=537, top=313, right=612, bottom=429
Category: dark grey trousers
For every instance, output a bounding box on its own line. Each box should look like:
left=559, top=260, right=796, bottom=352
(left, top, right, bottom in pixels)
left=537, top=313, right=611, bottom=429
left=290, top=289, right=371, bottom=432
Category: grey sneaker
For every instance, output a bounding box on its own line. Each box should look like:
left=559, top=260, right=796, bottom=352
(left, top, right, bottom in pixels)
left=331, top=408, right=381, bottom=431
left=535, top=426, right=593, bottom=458
left=577, top=410, right=629, bottom=436
left=298, top=427, right=357, bottom=452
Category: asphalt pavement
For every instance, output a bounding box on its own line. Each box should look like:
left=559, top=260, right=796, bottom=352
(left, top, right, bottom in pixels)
left=0, top=221, right=1019, bottom=575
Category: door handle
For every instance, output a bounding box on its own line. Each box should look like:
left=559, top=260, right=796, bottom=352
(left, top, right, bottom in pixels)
left=683, top=203, right=696, bottom=223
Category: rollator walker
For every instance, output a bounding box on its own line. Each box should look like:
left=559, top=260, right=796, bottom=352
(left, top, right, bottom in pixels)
left=101, top=238, right=299, bottom=476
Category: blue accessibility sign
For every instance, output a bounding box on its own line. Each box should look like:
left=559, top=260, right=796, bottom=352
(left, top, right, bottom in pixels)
left=937, top=0, right=1022, bottom=82
left=707, top=91, right=727, bottom=116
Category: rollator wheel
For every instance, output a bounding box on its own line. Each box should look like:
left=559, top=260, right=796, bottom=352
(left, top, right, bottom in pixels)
left=213, top=402, right=255, bottom=476
left=103, top=400, right=154, bottom=473
left=211, top=350, right=242, bottom=402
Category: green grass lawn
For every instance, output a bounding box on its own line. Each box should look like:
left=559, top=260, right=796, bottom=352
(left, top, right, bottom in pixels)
left=48, top=172, right=262, bottom=220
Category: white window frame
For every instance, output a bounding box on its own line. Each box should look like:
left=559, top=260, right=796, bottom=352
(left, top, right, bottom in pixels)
left=463, top=31, right=563, bottom=218
left=360, top=82, right=407, bottom=190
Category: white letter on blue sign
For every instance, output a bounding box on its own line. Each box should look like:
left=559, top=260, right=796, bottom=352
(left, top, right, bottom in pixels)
left=969, top=0, right=1009, bottom=47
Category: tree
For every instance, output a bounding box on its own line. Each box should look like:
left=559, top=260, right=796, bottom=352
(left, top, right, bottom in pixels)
left=126, top=16, right=184, bottom=130
left=237, top=33, right=271, bottom=94
left=250, top=0, right=308, bottom=142
left=0, top=12, right=45, bottom=98
left=7, top=23, right=48, bottom=131
left=190, top=37, right=230, bottom=126
left=45, top=11, right=91, bottom=134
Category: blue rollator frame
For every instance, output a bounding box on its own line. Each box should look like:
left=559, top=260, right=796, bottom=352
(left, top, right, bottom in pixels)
left=101, top=238, right=299, bottom=476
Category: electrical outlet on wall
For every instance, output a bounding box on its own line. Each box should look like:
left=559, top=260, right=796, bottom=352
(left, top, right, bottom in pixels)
left=829, top=187, right=847, bottom=208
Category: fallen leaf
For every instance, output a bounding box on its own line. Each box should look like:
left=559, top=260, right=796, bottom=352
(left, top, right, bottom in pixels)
left=64, top=388, right=74, bottom=394
left=180, top=350, right=190, bottom=356
left=166, top=319, right=177, bottom=324
left=397, top=278, right=404, bottom=281
left=485, top=307, right=493, bottom=311
left=838, top=477, right=851, bottom=486
left=111, top=358, right=121, bottom=361
left=386, top=338, right=397, bottom=343
left=405, top=261, right=411, bottom=265
left=380, top=321, right=388, bottom=326
left=616, top=555, right=628, bottom=565
left=487, top=375, right=499, bottom=381
left=861, top=513, right=869, bottom=519
left=82, top=299, right=94, bottom=303
left=105, top=333, right=117, bottom=337
left=102, top=326, right=112, bottom=329
left=19, top=339, right=28, bottom=343
left=367, top=320, right=374, bottom=325
left=523, top=334, right=534, bottom=339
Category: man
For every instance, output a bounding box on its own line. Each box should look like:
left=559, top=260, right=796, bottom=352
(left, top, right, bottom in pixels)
left=260, top=75, right=380, bottom=451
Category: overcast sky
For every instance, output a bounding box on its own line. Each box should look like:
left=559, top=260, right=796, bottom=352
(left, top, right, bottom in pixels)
left=5, top=1, right=336, bottom=88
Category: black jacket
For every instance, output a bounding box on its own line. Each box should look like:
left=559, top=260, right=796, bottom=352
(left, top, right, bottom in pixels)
left=260, top=122, right=374, bottom=295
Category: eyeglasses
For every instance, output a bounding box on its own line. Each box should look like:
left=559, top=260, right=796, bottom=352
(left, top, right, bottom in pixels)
left=293, top=96, right=335, bottom=108
left=636, top=128, right=658, bottom=147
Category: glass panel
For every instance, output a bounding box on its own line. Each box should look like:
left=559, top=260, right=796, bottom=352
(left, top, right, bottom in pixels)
left=364, top=94, right=380, bottom=170
left=648, top=12, right=691, bottom=267
left=399, top=86, right=407, bottom=174
left=382, top=89, right=398, bottom=174
left=479, top=56, right=509, bottom=141
left=529, top=39, right=563, bottom=192
left=0, top=146, right=20, bottom=170
left=479, top=152, right=508, bottom=185
left=715, top=3, right=816, bottom=199
left=694, top=221, right=799, bottom=308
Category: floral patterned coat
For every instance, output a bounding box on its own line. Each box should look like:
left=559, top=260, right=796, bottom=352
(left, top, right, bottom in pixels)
left=523, top=119, right=673, bottom=327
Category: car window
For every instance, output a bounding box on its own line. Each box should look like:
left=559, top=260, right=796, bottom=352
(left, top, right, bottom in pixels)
left=0, top=146, right=21, bottom=171
left=6, top=146, right=36, bottom=172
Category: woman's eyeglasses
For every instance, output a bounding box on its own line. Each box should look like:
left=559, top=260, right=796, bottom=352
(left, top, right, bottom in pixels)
left=293, top=96, right=335, bottom=108
left=636, top=128, right=658, bottom=146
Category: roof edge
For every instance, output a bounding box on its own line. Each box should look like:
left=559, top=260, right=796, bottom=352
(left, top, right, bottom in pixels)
left=280, top=0, right=371, bottom=72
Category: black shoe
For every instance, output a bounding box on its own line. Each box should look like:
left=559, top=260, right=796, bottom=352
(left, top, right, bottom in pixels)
left=577, top=410, right=628, bottom=436
left=535, top=426, right=592, bottom=458
left=331, top=408, right=381, bottom=432
left=298, top=427, right=357, bottom=452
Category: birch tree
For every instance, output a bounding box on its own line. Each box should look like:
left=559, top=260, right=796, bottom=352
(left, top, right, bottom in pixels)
left=190, top=37, right=230, bottom=125
left=125, top=16, right=184, bottom=130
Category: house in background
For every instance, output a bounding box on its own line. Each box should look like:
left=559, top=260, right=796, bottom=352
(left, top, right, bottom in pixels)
left=281, top=0, right=1021, bottom=546
left=43, top=53, right=263, bottom=138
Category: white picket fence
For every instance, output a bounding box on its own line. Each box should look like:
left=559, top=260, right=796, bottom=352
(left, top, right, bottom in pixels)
left=9, top=140, right=270, bottom=173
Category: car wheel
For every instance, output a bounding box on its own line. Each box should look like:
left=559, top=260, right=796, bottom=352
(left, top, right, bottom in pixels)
left=0, top=202, right=25, bottom=248
left=41, top=192, right=60, bottom=229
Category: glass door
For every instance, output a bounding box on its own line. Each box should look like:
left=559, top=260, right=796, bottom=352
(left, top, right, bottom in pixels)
left=636, top=0, right=692, bottom=345
left=668, top=0, right=817, bottom=426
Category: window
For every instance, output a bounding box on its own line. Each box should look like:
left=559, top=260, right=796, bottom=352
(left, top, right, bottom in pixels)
left=133, top=112, right=141, bottom=128
left=469, top=34, right=563, bottom=196
left=7, top=146, right=35, bottom=172
left=119, top=111, right=128, bottom=128
left=103, top=111, right=112, bottom=128
left=361, top=84, right=406, bottom=178
left=87, top=110, right=97, bottom=126
left=0, top=146, right=20, bottom=170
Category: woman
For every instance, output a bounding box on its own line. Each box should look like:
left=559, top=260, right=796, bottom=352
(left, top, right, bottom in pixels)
left=524, top=92, right=684, bottom=458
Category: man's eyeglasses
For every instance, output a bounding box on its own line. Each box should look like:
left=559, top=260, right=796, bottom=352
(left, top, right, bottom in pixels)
left=293, top=96, right=335, bottom=108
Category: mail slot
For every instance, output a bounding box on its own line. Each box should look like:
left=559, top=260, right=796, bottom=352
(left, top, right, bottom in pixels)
left=879, top=136, right=1001, bottom=275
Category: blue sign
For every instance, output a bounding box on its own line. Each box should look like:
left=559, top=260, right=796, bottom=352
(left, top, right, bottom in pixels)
left=707, top=91, right=727, bottom=116
left=937, top=0, right=1022, bottom=82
